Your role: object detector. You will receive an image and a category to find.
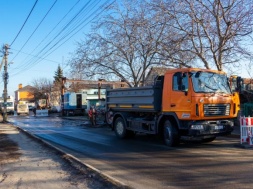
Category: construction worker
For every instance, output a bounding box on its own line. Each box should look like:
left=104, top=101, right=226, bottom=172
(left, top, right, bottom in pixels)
left=88, top=106, right=96, bottom=126
left=32, top=106, right=36, bottom=116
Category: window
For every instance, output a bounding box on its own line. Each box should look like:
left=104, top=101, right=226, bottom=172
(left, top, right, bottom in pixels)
left=6, top=102, right=13, bottom=107
left=191, top=71, right=231, bottom=94
left=173, top=72, right=188, bottom=91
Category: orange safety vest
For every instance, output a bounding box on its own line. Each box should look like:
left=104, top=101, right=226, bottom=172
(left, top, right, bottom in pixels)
left=88, top=109, right=93, bottom=117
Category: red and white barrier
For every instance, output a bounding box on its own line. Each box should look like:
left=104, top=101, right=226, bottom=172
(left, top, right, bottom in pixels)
left=240, top=117, right=253, bottom=145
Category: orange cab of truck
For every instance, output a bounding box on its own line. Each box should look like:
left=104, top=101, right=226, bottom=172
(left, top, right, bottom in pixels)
left=162, top=68, right=240, bottom=120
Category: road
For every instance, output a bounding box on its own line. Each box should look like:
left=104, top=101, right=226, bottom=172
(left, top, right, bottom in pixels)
left=9, top=115, right=253, bottom=189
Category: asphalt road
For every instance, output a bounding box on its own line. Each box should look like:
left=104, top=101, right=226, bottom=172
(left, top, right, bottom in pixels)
left=9, top=115, right=253, bottom=189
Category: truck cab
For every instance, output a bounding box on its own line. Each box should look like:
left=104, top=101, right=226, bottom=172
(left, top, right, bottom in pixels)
left=161, top=69, right=239, bottom=143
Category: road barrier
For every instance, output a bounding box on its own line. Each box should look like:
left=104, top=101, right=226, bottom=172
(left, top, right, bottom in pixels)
left=240, top=117, right=253, bottom=146
left=36, top=109, right=49, bottom=117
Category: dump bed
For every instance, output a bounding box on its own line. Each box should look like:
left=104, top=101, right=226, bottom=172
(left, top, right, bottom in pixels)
left=106, top=85, right=162, bottom=113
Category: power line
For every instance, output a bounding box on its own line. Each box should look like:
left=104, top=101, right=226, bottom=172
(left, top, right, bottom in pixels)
left=24, top=0, right=113, bottom=68
left=31, top=0, right=95, bottom=58
left=11, top=0, right=58, bottom=62
left=11, top=48, right=61, bottom=64
left=10, top=0, right=39, bottom=47
left=10, top=0, right=81, bottom=74
left=11, top=0, right=100, bottom=76
left=10, top=0, right=116, bottom=77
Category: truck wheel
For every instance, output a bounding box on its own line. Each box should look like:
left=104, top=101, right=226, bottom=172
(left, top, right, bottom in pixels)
left=163, top=120, right=180, bottom=147
left=105, top=111, right=113, bottom=125
left=114, top=117, right=127, bottom=139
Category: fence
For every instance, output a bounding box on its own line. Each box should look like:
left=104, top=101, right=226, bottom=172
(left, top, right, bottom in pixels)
left=240, top=116, right=253, bottom=146
left=242, top=103, right=253, bottom=117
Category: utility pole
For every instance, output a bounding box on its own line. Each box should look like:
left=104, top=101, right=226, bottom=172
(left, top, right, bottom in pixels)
left=2, top=44, right=9, bottom=122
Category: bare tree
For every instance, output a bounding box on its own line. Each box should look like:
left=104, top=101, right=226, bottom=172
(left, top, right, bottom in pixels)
left=69, top=0, right=167, bottom=87
left=69, top=0, right=253, bottom=87
left=51, top=81, right=62, bottom=108
left=152, top=0, right=253, bottom=71
left=31, top=78, right=53, bottom=108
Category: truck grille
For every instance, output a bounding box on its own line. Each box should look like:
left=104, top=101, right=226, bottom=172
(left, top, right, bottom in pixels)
left=204, top=104, right=230, bottom=116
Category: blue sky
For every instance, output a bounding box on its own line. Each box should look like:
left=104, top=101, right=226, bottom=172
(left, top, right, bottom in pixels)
left=0, top=0, right=252, bottom=97
left=0, top=0, right=113, bottom=96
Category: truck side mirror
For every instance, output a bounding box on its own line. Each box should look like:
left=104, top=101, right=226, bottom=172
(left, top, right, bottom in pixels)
left=195, top=71, right=202, bottom=78
left=236, top=77, right=243, bottom=93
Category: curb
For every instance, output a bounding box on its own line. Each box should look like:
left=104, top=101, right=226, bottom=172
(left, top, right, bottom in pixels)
left=8, top=122, right=132, bottom=189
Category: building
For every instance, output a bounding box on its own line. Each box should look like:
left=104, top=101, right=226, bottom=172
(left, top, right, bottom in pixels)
left=65, top=79, right=128, bottom=112
left=14, top=79, right=128, bottom=112
left=144, top=67, right=171, bottom=86
left=14, top=84, right=36, bottom=107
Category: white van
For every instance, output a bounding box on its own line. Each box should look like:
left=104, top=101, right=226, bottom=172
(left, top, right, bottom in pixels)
left=17, top=104, right=29, bottom=115
left=1, top=101, right=15, bottom=115
left=0, top=97, right=15, bottom=115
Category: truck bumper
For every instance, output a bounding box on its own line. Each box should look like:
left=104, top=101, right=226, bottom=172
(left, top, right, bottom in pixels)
left=188, top=119, right=234, bottom=137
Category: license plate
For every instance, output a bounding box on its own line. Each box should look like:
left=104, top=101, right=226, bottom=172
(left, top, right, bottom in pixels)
left=214, top=125, right=223, bottom=130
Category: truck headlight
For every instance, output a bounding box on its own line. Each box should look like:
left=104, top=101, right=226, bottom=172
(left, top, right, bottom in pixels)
left=191, top=125, right=204, bottom=130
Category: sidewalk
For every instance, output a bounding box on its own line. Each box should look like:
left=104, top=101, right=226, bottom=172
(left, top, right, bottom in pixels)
left=0, top=122, right=89, bottom=188
left=0, top=120, right=127, bottom=189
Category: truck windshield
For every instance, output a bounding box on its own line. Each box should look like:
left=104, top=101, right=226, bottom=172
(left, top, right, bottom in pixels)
left=18, top=104, right=27, bottom=109
left=192, top=72, right=231, bottom=94
left=6, top=102, right=13, bottom=107
left=0, top=102, right=13, bottom=107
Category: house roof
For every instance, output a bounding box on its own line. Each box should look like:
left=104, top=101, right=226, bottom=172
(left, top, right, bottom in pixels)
left=149, top=67, right=171, bottom=75
left=144, top=67, right=171, bottom=86
left=66, top=80, right=128, bottom=92
left=15, top=85, right=36, bottom=92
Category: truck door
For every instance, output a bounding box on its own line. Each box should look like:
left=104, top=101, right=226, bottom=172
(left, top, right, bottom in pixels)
left=166, top=72, right=192, bottom=119
left=76, top=94, right=82, bottom=109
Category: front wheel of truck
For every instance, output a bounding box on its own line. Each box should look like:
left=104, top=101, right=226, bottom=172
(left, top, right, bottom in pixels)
left=114, top=117, right=127, bottom=139
left=163, top=120, right=180, bottom=147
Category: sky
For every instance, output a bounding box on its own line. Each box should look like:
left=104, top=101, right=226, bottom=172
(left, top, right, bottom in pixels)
left=0, top=0, right=114, bottom=97
left=0, top=0, right=252, bottom=98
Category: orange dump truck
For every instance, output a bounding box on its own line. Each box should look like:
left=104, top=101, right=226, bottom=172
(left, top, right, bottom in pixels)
left=106, top=68, right=240, bottom=146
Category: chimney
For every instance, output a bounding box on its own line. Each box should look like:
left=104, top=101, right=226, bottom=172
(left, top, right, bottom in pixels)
left=18, top=84, right=22, bottom=89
